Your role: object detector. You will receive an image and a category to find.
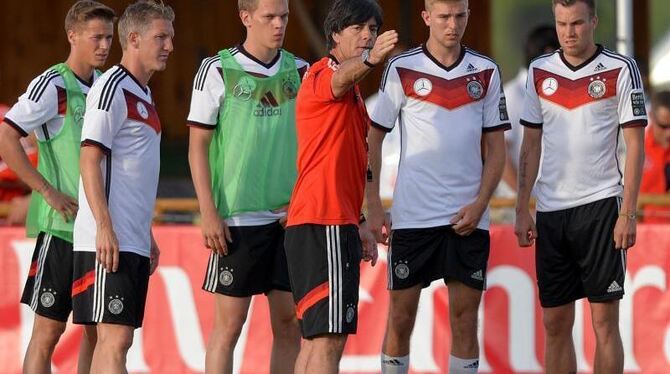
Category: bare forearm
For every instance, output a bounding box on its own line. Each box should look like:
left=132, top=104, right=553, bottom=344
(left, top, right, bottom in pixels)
left=80, top=149, right=113, bottom=229
left=0, top=126, right=49, bottom=193
left=188, top=131, right=217, bottom=216
left=501, top=154, right=518, bottom=192
left=477, top=132, right=506, bottom=205
left=516, top=132, right=542, bottom=210
left=365, top=128, right=386, bottom=208
left=331, top=58, right=373, bottom=99
left=621, top=129, right=645, bottom=213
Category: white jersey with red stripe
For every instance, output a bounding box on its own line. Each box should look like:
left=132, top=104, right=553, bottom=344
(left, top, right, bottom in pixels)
left=371, top=45, right=510, bottom=230
left=74, top=65, right=162, bottom=258
left=520, top=45, right=648, bottom=212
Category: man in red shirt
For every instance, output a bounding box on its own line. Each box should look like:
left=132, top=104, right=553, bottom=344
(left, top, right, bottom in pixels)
left=284, top=0, right=398, bottom=372
left=641, top=90, right=670, bottom=222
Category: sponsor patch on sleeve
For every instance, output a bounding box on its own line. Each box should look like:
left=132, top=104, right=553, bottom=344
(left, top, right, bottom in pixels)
left=499, top=96, right=509, bottom=121
left=631, top=92, right=646, bottom=116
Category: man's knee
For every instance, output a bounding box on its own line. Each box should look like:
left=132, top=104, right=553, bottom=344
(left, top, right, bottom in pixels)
left=97, top=326, right=134, bottom=354
left=543, top=310, right=574, bottom=338
left=211, top=311, right=248, bottom=345
left=591, top=303, right=620, bottom=339
left=271, top=312, right=300, bottom=342
left=31, top=318, right=66, bottom=349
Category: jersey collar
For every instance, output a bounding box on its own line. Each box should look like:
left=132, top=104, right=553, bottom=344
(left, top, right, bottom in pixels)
left=559, top=44, right=603, bottom=72
left=236, top=43, right=282, bottom=70
left=422, top=43, right=466, bottom=72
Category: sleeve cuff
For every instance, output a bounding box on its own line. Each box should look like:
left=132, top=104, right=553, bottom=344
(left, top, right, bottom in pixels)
left=81, top=139, right=111, bottom=155
left=620, top=119, right=647, bottom=128
left=187, top=120, right=216, bottom=130
left=371, top=121, right=393, bottom=133
left=483, top=123, right=511, bottom=133
left=3, top=117, right=29, bottom=137
left=520, top=119, right=543, bottom=129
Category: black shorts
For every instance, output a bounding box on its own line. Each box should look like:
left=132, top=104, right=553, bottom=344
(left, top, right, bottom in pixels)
left=202, top=221, right=290, bottom=297
left=20, top=232, right=74, bottom=322
left=71, top=251, right=150, bottom=328
left=536, top=197, right=626, bottom=308
left=388, top=225, right=490, bottom=291
left=284, top=224, right=361, bottom=338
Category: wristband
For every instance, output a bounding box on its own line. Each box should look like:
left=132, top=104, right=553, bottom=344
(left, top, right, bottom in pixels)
left=619, top=212, right=637, bottom=220
left=359, top=213, right=366, bottom=224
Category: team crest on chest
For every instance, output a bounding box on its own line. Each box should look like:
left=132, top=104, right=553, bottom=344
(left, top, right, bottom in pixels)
left=542, top=77, right=559, bottom=96
left=282, top=77, right=298, bottom=99
left=587, top=78, right=607, bottom=99
left=233, top=77, right=256, bottom=101
left=413, top=78, right=433, bottom=97
left=466, top=78, right=484, bottom=100
left=136, top=102, right=149, bottom=120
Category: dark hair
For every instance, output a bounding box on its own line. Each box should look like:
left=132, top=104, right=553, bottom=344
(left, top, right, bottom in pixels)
left=552, top=0, right=596, bottom=18
left=323, top=0, right=383, bottom=50
left=652, top=91, right=670, bottom=112
left=524, top=25, right=559, bottom=66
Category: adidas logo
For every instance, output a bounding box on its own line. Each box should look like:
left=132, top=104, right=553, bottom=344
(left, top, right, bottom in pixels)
left=466, top=63, right=478, bottom=73
left=594, top=62, right=607, bottom=72
left=471, top=270, right=484, bottom=281
left=254, top=91, right=282, bottom=117
left=464, top=360, right=479, bottom=369
left=607, top=280, right=623, bottom=293
left=382, top=359, right=406, bottom=366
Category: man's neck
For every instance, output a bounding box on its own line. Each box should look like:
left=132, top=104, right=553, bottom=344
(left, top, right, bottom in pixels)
left=242, top=39, right=279, bottom=65
left=120, top=55, right=151, bottom=87
left=562, top=43, right=598, bottom=67
left=64, top=55, right=94, bottom=83
left=425, top=38, right=462, bottom=67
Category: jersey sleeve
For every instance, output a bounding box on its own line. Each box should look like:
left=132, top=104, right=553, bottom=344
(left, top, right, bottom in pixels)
left=370, top=61, right=404, bottom=132
left=3, top=72, right=59, bottom=137
left=295, top=57, right=310, bottom=81
left=186, top=57, right=224, bottom=129
left=617, top=60, right=648, bottom=128
left=309, top=60, right=338, bottom=102
left=483, top=66, right=511, bottom=132
left=520, top=66, right=544, bottom=128
left=81, top=85, right=126, bottom=153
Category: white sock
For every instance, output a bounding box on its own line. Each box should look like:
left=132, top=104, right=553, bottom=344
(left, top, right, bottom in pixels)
left=449, top=355, right=479, bottom=374
left=381, top=353, right=409, bottom=374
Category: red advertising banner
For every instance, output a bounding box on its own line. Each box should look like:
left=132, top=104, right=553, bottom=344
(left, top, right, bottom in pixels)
left=1, top=225, right=669, bottom=373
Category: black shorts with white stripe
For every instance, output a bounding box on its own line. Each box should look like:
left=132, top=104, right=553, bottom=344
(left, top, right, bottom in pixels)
left=20, top=232, right=74, bottom=322
left=202, top=221, right=291, bottom=297
left=388, top=225, right=490, bottom=291
left=284, top=224, right=361, bottom=338
left=71, top=251, right=150, bottom=328
left=536, top=196, right=626, bottom=308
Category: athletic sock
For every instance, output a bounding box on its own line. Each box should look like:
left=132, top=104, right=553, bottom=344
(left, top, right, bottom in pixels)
left=381, top=353, right=409, bottom=374
left=448, top=355, right=479, bottom=374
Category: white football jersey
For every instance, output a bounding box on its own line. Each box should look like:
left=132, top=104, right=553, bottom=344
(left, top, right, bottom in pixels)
left=74, top=65, right=162, bottom=258
left=520, top=45, right=647, bottom=212
left=5, top=67, right=96, bottom=140
left=371, top=45, right=510, bottom=230
left=186, top=45, right=308, bottom=227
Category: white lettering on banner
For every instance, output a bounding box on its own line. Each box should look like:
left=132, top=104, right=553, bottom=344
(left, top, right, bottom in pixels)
left=574, top=299, right=591, bottom=372
left=127, top=329, right=150, bottom=371
left=158, top=267, right=207, bottom=371
left=624, top=266, right=667, bottom=370
left=11, top=239, right=36, bottom=366
left=487, top=266, right=542, bottom=372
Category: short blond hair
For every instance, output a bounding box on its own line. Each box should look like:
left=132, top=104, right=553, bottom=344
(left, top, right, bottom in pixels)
left=238, top=0, right=258, bottom=12
left=64, top=0, right=116, bottom=33
left=425, top=0, right=468, bottom=10
left=118, top=0, right=174, bottom=50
